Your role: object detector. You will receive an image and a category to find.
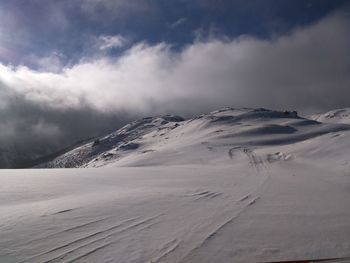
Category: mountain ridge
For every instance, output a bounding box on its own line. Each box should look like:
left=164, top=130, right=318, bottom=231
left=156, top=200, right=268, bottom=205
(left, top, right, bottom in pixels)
left=38, top=107, right=350, bottom=168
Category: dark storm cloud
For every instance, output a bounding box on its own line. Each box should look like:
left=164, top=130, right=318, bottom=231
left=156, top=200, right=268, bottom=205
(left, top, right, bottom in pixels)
left=0, top=81, right=131, bottom=167
left=0, top=9, right=349, bottom=167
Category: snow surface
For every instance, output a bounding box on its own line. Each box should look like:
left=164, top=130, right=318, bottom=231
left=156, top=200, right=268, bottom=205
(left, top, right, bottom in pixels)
left=310, top=108, right=350, bottom=125
left=1, top=108, right=350, bottom=262
left=40, top=108, right=350, bottom=168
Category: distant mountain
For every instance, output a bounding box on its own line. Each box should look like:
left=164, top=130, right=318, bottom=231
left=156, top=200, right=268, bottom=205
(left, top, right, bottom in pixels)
left=0, top=143, right=57, bottom=169
left=3, top=107, right=350, bottom=263
left=309, top=108, right=350, bottom=125
left=39, top=107, right=350, bottom=168
left=0, top=136, right=97, bottom=168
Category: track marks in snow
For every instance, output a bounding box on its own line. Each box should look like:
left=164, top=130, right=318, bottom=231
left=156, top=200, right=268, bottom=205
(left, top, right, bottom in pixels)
left=228, top=146, right=241, bottom=159
left=186, top=190, right=224, bottom=202
left=15, top=216, right=112, bottom=250
left=52, top=208, right=75, bottom=215
left=150, top=239, right=181, bottom=262
left=242, top=148, right=266, bottom=170
left=181, top=213, right=243, bottom=262
left=238, top=194, right=261, bottom=206
left=20, top=214, right=162, bottom=263
left=41, top=207, right=81, bottom=217
left=229, top=146, right=268, bottom=171
left=197, top=192, right=223, bottom=200
left=239, top=194, right=250, bottom=202
left=43, top=217, right=142, bottom=256
left=62, top=242, right=111, bottom=263
left=151, top=191, right=260, bottom=263
left=229, top=146, right=293, bottom=172
left=247, top=196, right=260, bottom=206
left=60, top=217, right=112, bottom=233
left=181, top=192, right=263, bottom=262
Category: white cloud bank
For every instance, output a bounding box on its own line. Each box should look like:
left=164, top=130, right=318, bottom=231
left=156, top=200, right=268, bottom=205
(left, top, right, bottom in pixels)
left=98, top=35, right=128, bottom=50
left=2, top=12, right=350, bottom=115
left=0, top=11, right=349, bottom=166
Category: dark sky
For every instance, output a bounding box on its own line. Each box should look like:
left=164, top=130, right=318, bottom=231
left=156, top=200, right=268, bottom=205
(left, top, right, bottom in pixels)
left=0, top=0, right=349, bottom=166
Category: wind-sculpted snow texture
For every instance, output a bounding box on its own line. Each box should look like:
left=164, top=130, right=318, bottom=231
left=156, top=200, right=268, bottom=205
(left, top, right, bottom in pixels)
left=1, top=108, right=350, bottom=262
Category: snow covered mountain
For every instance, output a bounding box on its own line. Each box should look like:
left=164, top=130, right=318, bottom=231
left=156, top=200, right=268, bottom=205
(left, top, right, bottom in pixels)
left=2, top=107, right=350, bottom=263
left=41, top=107, right=350, bottom=168
left=310, top=108, right=350, bottom=125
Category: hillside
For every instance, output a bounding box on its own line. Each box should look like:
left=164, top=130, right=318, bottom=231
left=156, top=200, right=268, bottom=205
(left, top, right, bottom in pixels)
left=1, top=107, right=350, bottom=263
left=310, top=108, right=350, bottom=125
left=41, top=107, right=350, bottom=168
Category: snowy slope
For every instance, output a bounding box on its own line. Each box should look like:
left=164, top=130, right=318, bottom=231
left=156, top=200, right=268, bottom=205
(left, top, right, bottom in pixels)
left=310, top=108, right=350, bottom=125
left=41, top=108, right=350, bottom=168
left=1, top=107, right=350, bottom=263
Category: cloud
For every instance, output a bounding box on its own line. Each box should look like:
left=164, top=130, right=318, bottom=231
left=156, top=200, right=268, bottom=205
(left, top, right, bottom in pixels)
left=0, top=11, right=349, bottom=166
left=4, top=11, right=348, bottom=113
left=169, top=18, right=188, bottom=29
left=26, top=52, right=66, bottom=73
left=97, top=35, right=128, bottom=50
